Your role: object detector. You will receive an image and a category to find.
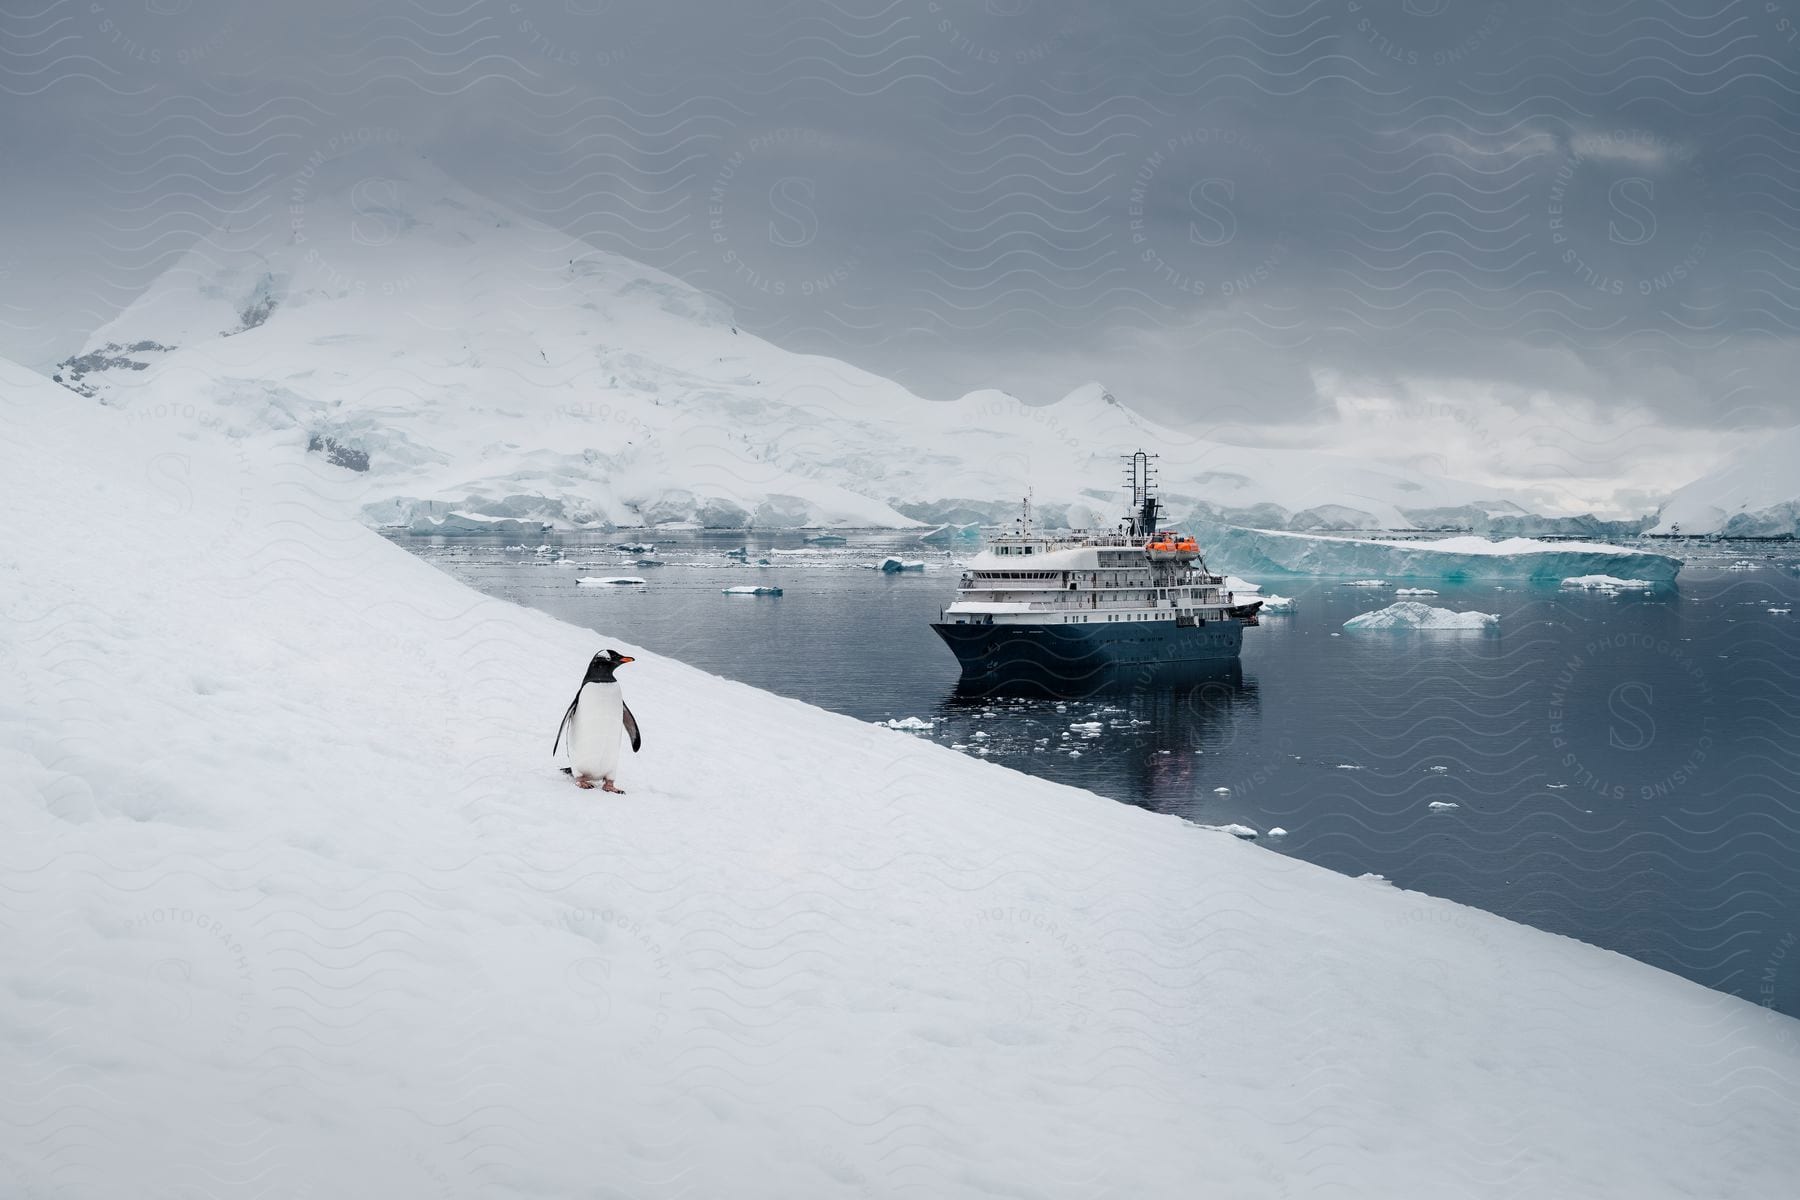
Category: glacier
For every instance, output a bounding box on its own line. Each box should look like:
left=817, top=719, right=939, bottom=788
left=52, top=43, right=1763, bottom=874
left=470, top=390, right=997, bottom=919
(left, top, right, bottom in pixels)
left=1200, top=527, right=1682, bottom=582
left=1650, top=423, right=1800, bottom=538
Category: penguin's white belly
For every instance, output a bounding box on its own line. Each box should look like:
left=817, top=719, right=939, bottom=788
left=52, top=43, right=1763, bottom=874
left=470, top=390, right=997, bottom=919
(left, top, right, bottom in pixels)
left=569, top=682, right=624, bottom=779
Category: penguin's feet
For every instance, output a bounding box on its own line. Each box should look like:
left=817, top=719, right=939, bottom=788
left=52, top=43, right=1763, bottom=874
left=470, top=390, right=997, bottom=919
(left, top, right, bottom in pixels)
left=602, top=779, right=626, bottom=794
left=574, top=774, right=596, bottom=790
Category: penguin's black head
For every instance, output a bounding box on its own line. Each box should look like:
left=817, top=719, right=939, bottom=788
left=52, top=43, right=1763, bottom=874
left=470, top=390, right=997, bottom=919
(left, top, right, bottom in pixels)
left=583, top=648, right=635, bottom=682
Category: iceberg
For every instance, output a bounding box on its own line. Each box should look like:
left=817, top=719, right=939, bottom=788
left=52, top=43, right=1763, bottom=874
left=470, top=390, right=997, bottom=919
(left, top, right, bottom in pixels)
left=577, top=576, right=646, bottom=586
left=722, top=585, right=782, bottom=596
left=1562, top=575, right=1653, bottom=591
left=1203, top=526, right=1681, bottom=582
left=1260, top=594, right=1296, bottom=611
left=919, top=522, right=984, bottom=545
left=1343, top=602, right=1499, bottom=631
left=1395, top=587, right=1439, bottom=596
left=879, top=557, right=926, bottom=573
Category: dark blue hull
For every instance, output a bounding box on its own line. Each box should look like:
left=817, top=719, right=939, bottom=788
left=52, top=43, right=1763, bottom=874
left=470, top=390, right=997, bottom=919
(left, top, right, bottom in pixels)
left=932, top=617, right=1246, bottom=695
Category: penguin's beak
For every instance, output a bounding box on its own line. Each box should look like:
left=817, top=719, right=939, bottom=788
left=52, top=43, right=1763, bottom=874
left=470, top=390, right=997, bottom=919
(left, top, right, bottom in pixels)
left=617, top=656, right=635, bottom=664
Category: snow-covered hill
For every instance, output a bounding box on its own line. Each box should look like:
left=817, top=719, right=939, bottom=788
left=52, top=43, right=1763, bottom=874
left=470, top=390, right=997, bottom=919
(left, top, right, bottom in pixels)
left=7, top=354, right=1800, bottom=1195
left=1651, top=424, right=1800, bottom=537
left=59, top=150, right=1544, bottom=533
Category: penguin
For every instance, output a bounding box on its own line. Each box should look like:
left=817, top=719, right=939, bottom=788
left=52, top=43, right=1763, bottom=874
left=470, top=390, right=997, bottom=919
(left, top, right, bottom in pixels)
left=553, top=649, right=642, bottom=793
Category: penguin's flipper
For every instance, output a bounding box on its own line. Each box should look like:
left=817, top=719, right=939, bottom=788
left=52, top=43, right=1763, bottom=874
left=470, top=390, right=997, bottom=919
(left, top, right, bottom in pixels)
left=552, top=690, right=581, bottom=755
left=622, top=702, right=642, bottom=753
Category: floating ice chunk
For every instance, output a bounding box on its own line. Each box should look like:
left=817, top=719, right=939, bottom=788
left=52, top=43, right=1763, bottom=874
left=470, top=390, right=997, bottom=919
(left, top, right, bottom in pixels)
left=879, top=557, right=926, bottom=573
left=577, top=575, right=646, bottom=586
left=1069, top=721, right=1103, bottom=733
left=722, top=585, right=782, bottom=595
left=1347, top=579, right=1388, bottom=587
left=1428, top=765, right=1449, bottom=773
left=1562, top=575, right=1652, bottom=591
left=1343, top=601, right=1499, bottom=631
left=1357, top=873, right=1394, bottom=885
left=1395, top=587, right=1439, bottom=596
left=1261, top=594, right=1296, bottom=611
left=1212, top=786, right=1231, bottom=795
left=1770, top=607, right=1792, bottom=615
left=534, top=544, right=553, bottom=555
left=1428, top=801, right=1460, bottom=810
left=885, top=716, right=933, bottom=730
left=615, top=542, right=656, bottom=553
left=1200, top=823, right=1258, bottom=839
left=1267, top=827, right=1289, bottom=837
left=1334, top=763, right=1363, bottom=770
left=1223, top=575, right=1263, bottom=594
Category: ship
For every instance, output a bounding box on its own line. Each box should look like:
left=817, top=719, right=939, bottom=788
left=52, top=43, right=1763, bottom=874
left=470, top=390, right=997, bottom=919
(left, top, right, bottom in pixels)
left=931, top=451, right=1261, bottom=693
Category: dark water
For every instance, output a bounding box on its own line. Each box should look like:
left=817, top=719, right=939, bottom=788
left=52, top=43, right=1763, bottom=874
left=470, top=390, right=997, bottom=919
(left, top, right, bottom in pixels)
left=396, top=531, right=1800, bottom=1016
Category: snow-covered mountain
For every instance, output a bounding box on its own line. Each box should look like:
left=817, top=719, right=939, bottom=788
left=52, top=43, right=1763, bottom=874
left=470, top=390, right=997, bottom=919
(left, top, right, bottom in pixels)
left=62, top=150, right=1551, bottom=533
left=1650, top=424, right=1800, bottom=537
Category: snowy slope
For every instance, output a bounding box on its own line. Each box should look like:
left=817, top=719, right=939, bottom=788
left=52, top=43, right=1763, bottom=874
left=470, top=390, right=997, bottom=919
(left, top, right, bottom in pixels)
left=7, top=357, right=1800, bottom=1196
left=1651, top=424, right=1800, bottom=536
left=60, top=149, right=1531, bottom=533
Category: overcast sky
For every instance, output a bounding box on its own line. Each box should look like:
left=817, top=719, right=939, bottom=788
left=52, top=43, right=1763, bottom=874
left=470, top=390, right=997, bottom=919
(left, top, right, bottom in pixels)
left=6, top=0, right=1800, bottom=513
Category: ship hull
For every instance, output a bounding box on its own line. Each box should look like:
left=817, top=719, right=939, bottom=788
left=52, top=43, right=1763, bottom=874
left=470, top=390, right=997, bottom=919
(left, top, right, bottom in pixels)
left=931, top=618, right=1246, bottom=695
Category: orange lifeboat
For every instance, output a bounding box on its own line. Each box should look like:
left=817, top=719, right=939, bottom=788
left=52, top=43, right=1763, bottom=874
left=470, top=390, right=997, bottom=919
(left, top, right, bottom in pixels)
left=1145, top=531, right=1201, bottom=562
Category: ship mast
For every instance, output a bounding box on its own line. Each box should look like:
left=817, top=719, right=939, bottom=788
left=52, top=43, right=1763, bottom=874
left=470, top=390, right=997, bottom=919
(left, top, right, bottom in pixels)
left=1122, top=450, right=1160, bottom=538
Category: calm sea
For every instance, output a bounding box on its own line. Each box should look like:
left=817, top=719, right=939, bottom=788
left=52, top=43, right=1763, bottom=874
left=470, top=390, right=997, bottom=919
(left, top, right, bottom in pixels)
left=396, top=531, right=1800, bottom=1017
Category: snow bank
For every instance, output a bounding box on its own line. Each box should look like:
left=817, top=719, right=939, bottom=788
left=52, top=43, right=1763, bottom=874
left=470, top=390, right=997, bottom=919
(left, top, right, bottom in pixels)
left=5, top=356, right=1799, bottom=1198
left=1203, top=526, right=1681, bottom=582
left=1344, top=601, right=1500, bottom=631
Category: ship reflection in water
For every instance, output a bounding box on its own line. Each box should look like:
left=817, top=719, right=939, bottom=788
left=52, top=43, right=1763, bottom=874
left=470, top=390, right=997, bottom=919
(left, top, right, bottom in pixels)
left=942, top=658, right=1264, bottom=813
